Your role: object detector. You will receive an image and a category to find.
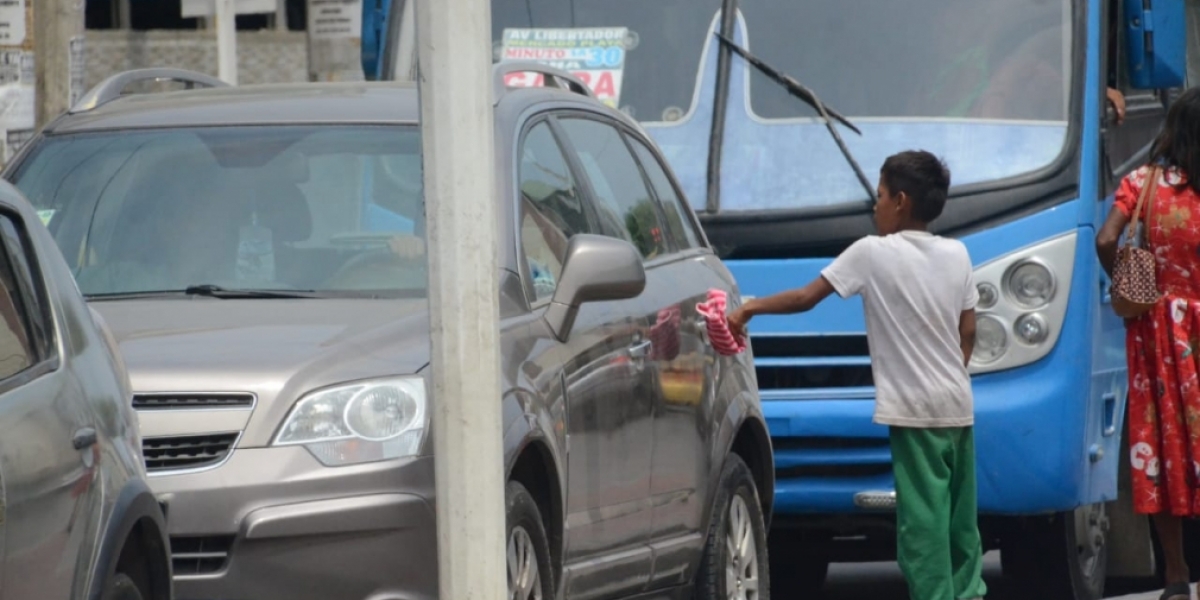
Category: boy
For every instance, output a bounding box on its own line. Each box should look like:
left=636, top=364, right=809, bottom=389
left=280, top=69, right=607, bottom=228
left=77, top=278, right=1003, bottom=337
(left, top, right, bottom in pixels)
left=728, top=150, right=985, bottom=600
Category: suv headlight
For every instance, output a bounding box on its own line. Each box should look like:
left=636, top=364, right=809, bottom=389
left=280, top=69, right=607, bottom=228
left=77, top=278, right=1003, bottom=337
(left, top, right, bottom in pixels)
left=969, top=232, right=1076, bottom=374
left=273, top=377, right=428, bottom=466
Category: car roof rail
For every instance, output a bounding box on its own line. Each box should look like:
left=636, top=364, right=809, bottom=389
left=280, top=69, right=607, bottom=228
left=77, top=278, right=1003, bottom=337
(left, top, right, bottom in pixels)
left=69, top=68, right=229, bottom=114
left=492, top=62, right=595, bottom=103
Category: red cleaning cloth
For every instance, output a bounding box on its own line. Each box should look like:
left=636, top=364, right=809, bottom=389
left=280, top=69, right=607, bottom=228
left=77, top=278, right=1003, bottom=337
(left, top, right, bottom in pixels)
left=695, top=288, right=747, bottom=356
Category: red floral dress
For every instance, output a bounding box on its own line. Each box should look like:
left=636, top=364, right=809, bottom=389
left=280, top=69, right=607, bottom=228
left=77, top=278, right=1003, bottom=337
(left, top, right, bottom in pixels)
left=1121, top=165, right=1200, bottom=516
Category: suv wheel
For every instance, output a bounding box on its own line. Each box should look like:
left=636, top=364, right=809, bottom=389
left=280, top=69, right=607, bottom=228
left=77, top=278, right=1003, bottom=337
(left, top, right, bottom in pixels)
left=697, top=454, right=770, bottom=600
left=507, top=481, right=554, bottom=600
left=101, top=573, right=144, bottom=600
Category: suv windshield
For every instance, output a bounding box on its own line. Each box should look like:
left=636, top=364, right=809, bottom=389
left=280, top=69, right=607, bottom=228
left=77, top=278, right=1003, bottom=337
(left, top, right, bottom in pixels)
left=491, top=0, right=1073, bottom=211
left=8, top=125, right=426, bottom=298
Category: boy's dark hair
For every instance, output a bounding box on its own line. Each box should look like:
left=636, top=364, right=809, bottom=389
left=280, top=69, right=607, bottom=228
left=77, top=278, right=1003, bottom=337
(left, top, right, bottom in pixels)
left=880, top=150, right=951, bottom=223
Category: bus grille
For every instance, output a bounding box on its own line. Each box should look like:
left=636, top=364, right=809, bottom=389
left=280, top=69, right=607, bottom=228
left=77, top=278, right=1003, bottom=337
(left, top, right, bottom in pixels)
left=751, top=335, right=873, bottom=394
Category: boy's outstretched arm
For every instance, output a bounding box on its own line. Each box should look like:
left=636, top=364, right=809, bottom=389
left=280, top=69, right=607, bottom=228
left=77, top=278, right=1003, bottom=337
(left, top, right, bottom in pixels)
left=959, top=308, right=976, bottom=367
left=728, top=276, right=837, bottom=340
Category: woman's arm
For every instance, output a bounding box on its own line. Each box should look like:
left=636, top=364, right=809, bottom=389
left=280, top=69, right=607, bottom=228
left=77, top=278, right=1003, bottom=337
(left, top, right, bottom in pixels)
left=1096, top=207, right=1130, bottom=278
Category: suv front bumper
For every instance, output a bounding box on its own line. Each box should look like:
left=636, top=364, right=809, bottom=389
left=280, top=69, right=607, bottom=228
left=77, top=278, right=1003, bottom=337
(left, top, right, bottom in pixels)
left=151, top=446, right=437, bottom=600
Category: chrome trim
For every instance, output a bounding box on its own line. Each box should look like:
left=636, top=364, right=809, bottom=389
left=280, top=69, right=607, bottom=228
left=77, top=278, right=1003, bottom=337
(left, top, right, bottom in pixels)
left=853, top=490, right=897, bottom=511
left=133, top=391, right=258, bottom=412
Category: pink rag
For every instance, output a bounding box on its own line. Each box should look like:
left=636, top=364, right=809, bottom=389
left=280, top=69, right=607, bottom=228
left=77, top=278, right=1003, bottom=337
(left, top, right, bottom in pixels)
left=696, top=289, right=747, bottom=356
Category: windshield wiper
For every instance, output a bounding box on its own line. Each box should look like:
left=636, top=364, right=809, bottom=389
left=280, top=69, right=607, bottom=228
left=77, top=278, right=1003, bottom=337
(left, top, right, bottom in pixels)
left=85, top=285, right=320, bottom=301
left=713, top=32, right=877, bottom=205
left=184, top=284, right=319, bottom=299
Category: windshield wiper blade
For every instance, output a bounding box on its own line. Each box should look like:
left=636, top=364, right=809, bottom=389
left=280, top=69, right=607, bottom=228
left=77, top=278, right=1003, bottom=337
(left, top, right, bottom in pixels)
left=184, top=284, right=318, bottom=299
left=713, top=32, right=877, bottom=204
left=86, top=290, right=189, bottom=301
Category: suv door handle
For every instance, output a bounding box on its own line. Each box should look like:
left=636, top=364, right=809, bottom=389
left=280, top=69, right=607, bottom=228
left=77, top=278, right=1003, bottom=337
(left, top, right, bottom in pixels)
left=72, top=427, right=97, bottom=450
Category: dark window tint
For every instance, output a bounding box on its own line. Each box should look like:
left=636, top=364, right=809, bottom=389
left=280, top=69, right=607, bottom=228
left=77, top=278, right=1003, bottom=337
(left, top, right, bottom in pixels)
left=557, top=118, right=668, bottom=260
left=518, top=122, right=591, bottom=302
left=0, top=214, right=47, bottom=380
left=626, top=136, right=701, bottom=250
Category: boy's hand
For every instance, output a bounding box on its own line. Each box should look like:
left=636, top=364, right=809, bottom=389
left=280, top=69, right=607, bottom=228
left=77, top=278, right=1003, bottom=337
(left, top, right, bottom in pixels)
left=727, top=307, right=751, bottom=341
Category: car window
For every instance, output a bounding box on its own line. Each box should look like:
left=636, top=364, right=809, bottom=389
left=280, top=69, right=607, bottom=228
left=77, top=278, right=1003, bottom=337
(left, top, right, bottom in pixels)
left=556, top=118, right=669, bottom=261
left=518, top=122, right=592, bottom=303
left=0, top=213, right=46, bottom=380
left=625, top=135, right=702, bottom=251
left=8, top=125, right=427, bottom=298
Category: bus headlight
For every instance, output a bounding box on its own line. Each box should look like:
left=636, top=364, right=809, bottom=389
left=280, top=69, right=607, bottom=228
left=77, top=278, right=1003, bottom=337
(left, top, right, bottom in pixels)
left=969, top=232, right=1076, bottom=374
left=1006, top=261, right=1055, bottom=309
left=973, top=315, right=1008, bottom=364
left=274, top=377, right=428, bottom=466
left=977, top=283, right=999, bottom=310
left=1014, top=313, right=1050, bottom=345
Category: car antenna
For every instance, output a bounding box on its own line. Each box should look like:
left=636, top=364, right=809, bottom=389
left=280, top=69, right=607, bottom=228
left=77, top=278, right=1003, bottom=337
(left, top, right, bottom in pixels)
left=714, top=32, right=877, bottom=205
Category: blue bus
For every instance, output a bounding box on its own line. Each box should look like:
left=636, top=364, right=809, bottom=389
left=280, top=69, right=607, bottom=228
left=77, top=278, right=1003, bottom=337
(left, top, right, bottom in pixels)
left=362, top=0, right=1198, bottom=597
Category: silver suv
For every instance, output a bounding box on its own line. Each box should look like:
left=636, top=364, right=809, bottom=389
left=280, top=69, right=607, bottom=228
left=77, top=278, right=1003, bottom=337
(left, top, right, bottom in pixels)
left=4, top=66, right=773, bottom=600
left=0, top=178, right=170, bottom=599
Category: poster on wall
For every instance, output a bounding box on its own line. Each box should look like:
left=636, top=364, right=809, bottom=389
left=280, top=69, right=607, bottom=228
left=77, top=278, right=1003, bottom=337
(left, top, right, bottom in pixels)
left=308, top=0, right=362, bottom=40
left=499, top=27, right=629, bottom=109
left=0, top=0, right=25, bottom=46
left=0, top=49, right=33, bottom=133
left=307, top=0, right=364, bottom=82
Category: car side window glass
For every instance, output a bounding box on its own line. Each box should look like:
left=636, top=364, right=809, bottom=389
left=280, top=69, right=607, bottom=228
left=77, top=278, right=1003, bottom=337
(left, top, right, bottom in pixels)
left=625, top=136, right=702, bottom=250
left=0, top=215, right=44, bottom=380
left=519, top=122, right=590, bottom=303
left=557, top=118, right=669, bottom=260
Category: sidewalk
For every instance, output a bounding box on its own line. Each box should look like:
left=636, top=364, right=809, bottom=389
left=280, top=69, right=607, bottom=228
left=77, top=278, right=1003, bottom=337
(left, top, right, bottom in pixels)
left=1110, top=584, right=1194, bottom=600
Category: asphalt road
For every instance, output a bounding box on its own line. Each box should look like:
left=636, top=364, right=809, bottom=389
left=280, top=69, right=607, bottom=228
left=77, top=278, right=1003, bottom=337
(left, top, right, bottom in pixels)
left=795, top=552, right=1168, bottom=600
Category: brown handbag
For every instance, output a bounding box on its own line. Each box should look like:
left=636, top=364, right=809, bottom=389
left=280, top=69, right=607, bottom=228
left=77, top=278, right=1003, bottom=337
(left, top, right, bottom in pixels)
left=1111, top=166, right=1162, bottom=319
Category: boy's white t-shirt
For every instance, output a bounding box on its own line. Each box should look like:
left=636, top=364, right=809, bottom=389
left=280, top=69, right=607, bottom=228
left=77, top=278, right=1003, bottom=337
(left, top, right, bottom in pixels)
left=820, top=231, right=978, bottom=428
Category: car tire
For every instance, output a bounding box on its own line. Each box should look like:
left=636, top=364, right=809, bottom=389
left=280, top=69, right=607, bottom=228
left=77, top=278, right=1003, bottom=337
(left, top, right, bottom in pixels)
left=1002, top=505, right=1108, bottom=600
left=697, top=453, right=770, bottom=600
left=507, top=480, right=555, bottom=600
left=100, top=573, right=145, bottom=600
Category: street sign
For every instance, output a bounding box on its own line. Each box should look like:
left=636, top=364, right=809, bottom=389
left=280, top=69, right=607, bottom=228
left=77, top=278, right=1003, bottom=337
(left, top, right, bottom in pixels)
left=181, top=0, right=275, bottom=18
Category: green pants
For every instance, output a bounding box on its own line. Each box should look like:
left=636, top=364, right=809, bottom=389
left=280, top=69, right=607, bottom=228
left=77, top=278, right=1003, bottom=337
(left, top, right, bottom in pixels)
left=890, top=426, right=987, bottom=600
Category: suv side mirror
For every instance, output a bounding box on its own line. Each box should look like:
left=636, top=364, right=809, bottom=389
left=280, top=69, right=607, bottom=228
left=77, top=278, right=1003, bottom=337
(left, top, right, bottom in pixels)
left=1124, top=0, right=1187, bottom=89
left=544, top=234, right=646, bottom=342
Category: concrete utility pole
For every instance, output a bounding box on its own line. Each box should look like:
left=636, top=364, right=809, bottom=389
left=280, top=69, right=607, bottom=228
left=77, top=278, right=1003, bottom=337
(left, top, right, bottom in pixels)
left=34, top=0, right=84, bottom=128
left=416, top=0, right=505, bottom=597
left=215, top=0, right=239, bottom=84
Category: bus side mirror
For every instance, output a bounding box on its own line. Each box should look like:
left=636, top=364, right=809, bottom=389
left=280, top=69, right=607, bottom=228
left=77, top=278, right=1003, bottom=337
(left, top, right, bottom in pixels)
left=1124, top=0, right=1187, bottom=90
left=361, top=0, right=389, bottom=81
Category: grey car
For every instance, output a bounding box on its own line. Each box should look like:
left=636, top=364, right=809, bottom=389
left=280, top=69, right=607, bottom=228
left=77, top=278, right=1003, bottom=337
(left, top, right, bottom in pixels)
left=3, top=65, right=774, bottom=600
left=0, top=178, right=171, bottom=599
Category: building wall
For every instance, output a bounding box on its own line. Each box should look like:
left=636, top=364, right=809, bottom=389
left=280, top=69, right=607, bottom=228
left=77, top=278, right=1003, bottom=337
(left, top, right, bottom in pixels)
left=82, top=29, right=311, bottom=90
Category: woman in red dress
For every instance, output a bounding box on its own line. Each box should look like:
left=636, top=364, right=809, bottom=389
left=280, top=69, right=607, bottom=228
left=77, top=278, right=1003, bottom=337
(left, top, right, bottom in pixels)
left=1098, top=88, right=1200, bottom=600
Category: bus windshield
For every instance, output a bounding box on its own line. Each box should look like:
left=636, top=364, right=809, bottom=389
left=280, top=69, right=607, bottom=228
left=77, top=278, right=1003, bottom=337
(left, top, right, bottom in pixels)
left=490, top=0, right=1073, bottom=212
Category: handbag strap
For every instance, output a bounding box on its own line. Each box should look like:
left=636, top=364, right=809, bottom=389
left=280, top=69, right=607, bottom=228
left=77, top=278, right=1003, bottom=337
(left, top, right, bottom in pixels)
left=1124, top=166, right=1162, bottom=248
